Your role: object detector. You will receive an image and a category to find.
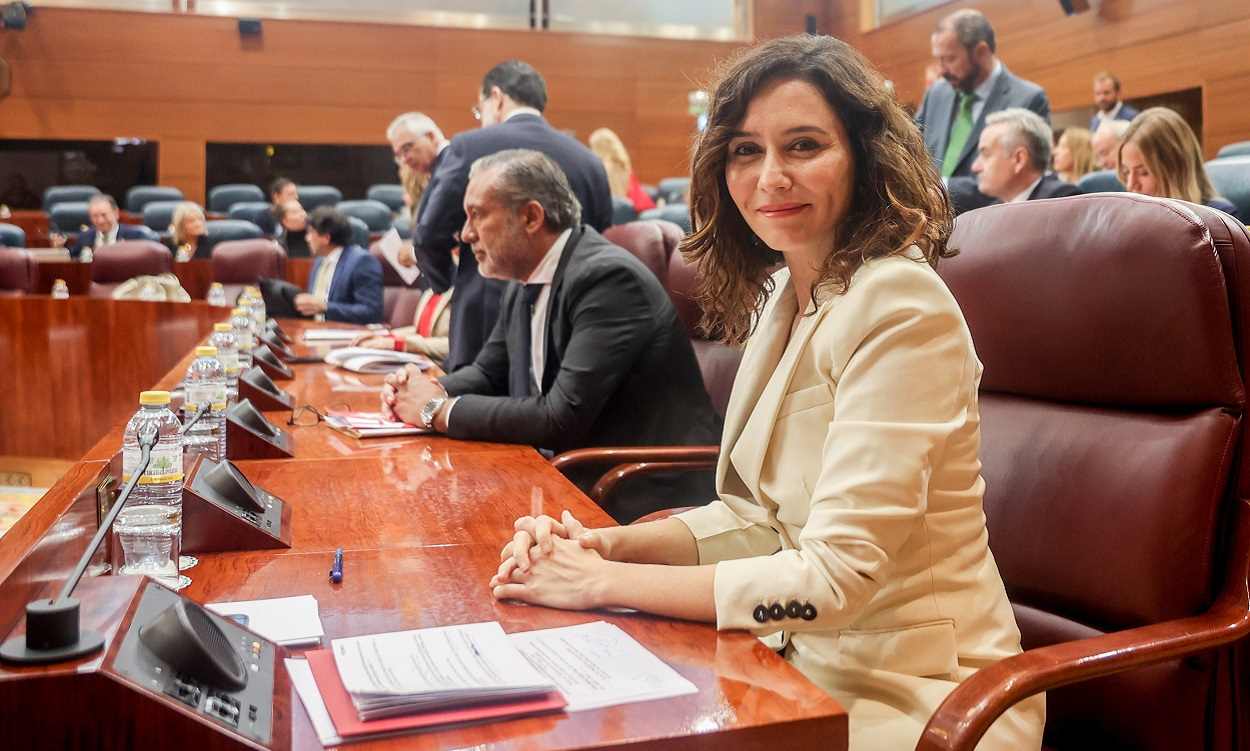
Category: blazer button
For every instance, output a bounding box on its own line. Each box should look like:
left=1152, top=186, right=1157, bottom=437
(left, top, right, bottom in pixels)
left=753, top=605, right=769, bottom=624
left=768, top=603, right=786, bottom=621
left=800, top=603, right=818, bottom=621
left=785, top=600, right=803, bottom=619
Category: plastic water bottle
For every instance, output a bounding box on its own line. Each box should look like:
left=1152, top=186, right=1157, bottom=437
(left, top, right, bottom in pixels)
left=244, top=286, right=266, bottom=326
left=207, top=282, right=228, bottom=307
left=230, top=307, right=256, bottom=370
left=182, top=346, right=228, bottom=461
left=116, top=390, right=185, bottom=588
left=79, top=245, right=93, bottom=263
left=210, top=323, right=241, bottom=400
left=51, top=279, right=69, bottom=299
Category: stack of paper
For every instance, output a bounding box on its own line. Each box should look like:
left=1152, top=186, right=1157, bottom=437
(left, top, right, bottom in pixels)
left=323, top=347, right=433, bottom=374
left=302, top=329, right=365, bottom=343
left=206, top=595, right=325, bottom=648
left=323, top=411, right=426, bottom=439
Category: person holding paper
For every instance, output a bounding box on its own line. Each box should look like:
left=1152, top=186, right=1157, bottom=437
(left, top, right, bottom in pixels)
left=489, top=35, right=1045, bottom=751
left=381, top=149, right=720, bottom=523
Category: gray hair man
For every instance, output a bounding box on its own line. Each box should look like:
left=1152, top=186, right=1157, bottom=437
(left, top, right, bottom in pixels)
left=387, top=111, right=448, bottom=176
left=972, top=107, right=1080, bottom=203
left=1092, top=118, right=1132, bottom=172
left=380, top=149, right=721, bottom=522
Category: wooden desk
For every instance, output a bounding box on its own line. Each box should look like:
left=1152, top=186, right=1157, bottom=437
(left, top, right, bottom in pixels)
left=0, top=314, right=849, bottom=750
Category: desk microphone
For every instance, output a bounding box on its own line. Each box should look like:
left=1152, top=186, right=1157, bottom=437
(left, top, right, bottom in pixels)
left=179, top=402, right=210, bottom=435
left=0, top=424, right=158, bottom=664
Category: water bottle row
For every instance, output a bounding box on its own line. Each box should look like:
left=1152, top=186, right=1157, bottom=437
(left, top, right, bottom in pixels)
left=116, top=287, right=269, bottom=591
left=51, top=280, right=238, bottom=304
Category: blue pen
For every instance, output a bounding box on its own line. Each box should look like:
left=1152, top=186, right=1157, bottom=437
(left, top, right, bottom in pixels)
left=329, top=547, right=344, bottom=583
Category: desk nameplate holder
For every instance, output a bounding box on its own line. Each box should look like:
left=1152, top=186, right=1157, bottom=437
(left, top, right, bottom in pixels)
left=226, top=399, right=295, bottom=460
left=181, top=455, right=292, bottom=554
left=251, top=345, right=294, bottom=381
left=237, top=366, right=294, bottom=411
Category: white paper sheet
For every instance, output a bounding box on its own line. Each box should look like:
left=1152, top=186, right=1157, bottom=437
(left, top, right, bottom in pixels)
left=508, top=621, right=697, bottom=712
left=302, top=329, right=365, bottom=342
left=286, top=658, right=344, bottom=747
left=207, top=594, right=325, bottom=647
left=378, top=228, right=421, bottom=286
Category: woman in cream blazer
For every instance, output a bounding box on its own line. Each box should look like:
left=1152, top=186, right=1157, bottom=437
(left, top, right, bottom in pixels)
left=490, top=34, right=1044, bottom=750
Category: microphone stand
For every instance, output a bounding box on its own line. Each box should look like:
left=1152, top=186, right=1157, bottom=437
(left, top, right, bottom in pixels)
left=0, top=425, right=159, bottom=664
left=179, top=402, right=210, bottom=436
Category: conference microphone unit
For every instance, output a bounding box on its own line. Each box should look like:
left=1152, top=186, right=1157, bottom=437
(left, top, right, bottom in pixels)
left=251, top=344, right=294, bottom=381
left=181, top=455, right=292, bottom=554
left=238, top=365, right=294, bottom=411
left=257, top=330, right=297, bottom=361
left=264, top=318, right=293, bottom=344
left=226, top=398, right=295, bottom=460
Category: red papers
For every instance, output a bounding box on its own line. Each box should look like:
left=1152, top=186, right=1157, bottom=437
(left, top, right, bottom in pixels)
left=304, top=649, right=567, bottom=739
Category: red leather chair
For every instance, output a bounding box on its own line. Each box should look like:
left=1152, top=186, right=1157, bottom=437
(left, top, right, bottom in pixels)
left=561, top=195, right=1250, bottom=750
left=603, top=221, right=670, bottom=286
left=211, top=239, right=287, bottom=302
left=367, top=243, right=424, bottom=327
left=0, top=249, right=37, bottom=295
left=88, top=241, right=173, bottom=297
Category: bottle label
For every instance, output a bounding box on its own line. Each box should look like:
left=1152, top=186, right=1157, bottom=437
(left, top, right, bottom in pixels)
left=185, top=384, right=227, bottom=413
left=218, top=351, right=240, bottom=375
left=122, top=442, right=184, bottom=485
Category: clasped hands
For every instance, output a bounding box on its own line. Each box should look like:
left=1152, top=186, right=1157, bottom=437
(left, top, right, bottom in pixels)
left=490, top=511, right=615, bottom=611
left=380, top=363, right=448, bottom=428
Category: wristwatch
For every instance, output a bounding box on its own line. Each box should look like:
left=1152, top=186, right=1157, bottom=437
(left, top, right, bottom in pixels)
left=418, top=396, right=447, bottom=430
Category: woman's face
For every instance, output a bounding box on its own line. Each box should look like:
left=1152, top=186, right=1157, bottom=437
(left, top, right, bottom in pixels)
left=1119, top=141, right=1159, bottom=197
left=1053, top=135, right=1073, bottom=173
left=725, top=78, right=854, bottom=262
left=182, top=214, right=206, bottom=239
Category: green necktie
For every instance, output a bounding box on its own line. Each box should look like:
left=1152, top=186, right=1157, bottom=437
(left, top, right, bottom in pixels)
left=941, top=92, right=976, bottom=177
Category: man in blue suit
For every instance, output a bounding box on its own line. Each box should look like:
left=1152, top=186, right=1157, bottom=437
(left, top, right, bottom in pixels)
left=916, top=9, right=1050, bottom=180
left=1089, top=72, right=1139, bottom=132
left=412, top=59, right=613, bottom=372
left=294, top=207, right=384, bottom=324
left=65, top=194, right=151, bottom=259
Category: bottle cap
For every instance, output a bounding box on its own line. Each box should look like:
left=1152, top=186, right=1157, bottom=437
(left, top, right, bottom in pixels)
left=139, top=390, right=172, bottom=406
left=213, top=322, right=233, bottom=332
left=54, top=278, right=66, bottom=284
left=209, top=282, right=223, bottom=289
left=232, top=307, right=247, bottom=315
left=195, top=345, right=218, bottom=357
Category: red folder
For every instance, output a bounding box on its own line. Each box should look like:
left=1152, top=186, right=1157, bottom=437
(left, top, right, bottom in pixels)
left=304, top=649, right=567, bottom=740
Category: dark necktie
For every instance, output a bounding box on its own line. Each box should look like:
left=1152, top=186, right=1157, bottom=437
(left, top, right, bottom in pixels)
left=509, top=283, right=545, bottom=398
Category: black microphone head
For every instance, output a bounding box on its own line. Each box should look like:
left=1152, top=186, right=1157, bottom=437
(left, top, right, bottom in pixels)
left=227, top=399, right=278, bottom=437
left=139, top=599, right=247, bottom=691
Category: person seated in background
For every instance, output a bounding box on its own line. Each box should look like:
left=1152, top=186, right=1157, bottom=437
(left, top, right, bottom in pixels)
left=972, top=107, right=1079, bottom=203
left=588, top=127, right=655, bottom=213
left=293, top=206, right=384, bottom=324
left=1091, top=119, right=1130, bottom=171
left=57, top=194, right=149, bottom=259
left=269, top=177, right=298, bottom=209
left=354, top=287, right=454, bottom=365
left=1053, top=126, right=1096, bottom=184
left=488, top=35, right=1044, bottom=751
left=167, top=202, right=208, bottom=261
left=381, top=149, right=720, bottom=522
left=1118, top=107, right=1244, bottom=222
left=274, top=200, right=310, bottom=257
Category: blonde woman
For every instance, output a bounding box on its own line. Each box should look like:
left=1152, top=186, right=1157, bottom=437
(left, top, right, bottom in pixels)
left=399, top=162, right=430, bottom=222
left=1119, top=107, right=1242, bottom=220
left=588, top=127, right=655, bottom=212
left=167, top=202, right=207, bottom=261
left=1053, top=127, right=1096, bottom=184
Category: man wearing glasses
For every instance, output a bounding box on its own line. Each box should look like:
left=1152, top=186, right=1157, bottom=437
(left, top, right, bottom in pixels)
left=407, top=60, right=613, bottom=373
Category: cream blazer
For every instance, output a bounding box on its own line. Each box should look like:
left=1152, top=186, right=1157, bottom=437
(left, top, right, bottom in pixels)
left=675, top=251, right=1044, bottom=750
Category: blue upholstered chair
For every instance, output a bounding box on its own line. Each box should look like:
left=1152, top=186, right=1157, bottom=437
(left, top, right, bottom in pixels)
left=207, top=184, right=265, bottom=214
left=228, top=202, right=278, bottom=235
left=656, top=177, right=690, bottom=206
left=124, top=185, right=183, bottom=213
left=0, top=223, right=26, bottom=248
left=639, top=203, right=692, bottom=234
left=366, top=184, right=406, bottom=213
left=42, top=185, right=100, bottom=212
left=203, top=220, right=264, bottom=256
left=611, top=196, right=638, bottom=227
left=1077, top=170, right=1125, bottom=194
left=141, top=201, right=184, bottom=232
left=338, top=199, right=393, bottom=232
left=49, top=202, right=92, bottom=234
left=1206, top=156, right=1250, bottom=222
left=347, top=216, right=370, bottom=247
left=1216, top=141, right=1250, bottom=159
left=392, top=214, right=413, bottom=240
left=297, top=185, right=342, bottom=211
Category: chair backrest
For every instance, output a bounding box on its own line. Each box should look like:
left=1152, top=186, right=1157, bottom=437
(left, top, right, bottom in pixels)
left=1217, top=140, right=1250, bottom=159
left=227, top=202, right=277, bottom=235
left=1077, top=169, right=1125, bottom=194
left=128, top=225, right=161, bottom=243
left=0, top=223, right=26, bottom=249
left=338, top=199, right=393, bottom=232
left=940, top=194, right=1250, bottom=750
left=639, top=204, right=692, bottom=233
left=392, top=214, right=413, bottom=240
left=1206, top=156, right=1250, bottom=221
left=656, top=176, right=690, bottom=205
left=610, top=196, right=638, bottom=227
left=211, top=239, right=287, bottom=301
left=347, top=216, right=370, bottom=247
left=42, top=185, right=99, bottom=212
left=366, top=184, right=406, bottom=213
left=48, top=202, right=92, bottom=234
left=297, top=185, right=342, bottom=211
left=0, top=249, right=37, bottom=295
left=141, top=200, right=184, bottom=232
left=665, top=248, right=741, bottom=418
left=367, top=242, right=423, bottom=324
left=88, top=240, right=173, bottom=297
left=203, top=220, right=263, bottom=259
left=207, top=184, right=265, bottom=213
left=124, top=185, right=183, bottom=213
left=603, top=221, right=669, bottom=286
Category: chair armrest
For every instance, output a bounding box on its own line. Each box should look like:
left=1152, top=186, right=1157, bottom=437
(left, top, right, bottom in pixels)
left=550, top=446, right=719, bottom=473
left=590, top=461, right=716, bottom=504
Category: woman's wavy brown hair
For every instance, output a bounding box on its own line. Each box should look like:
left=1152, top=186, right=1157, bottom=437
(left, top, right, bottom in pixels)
left=682, top=34, right=954, bottom=345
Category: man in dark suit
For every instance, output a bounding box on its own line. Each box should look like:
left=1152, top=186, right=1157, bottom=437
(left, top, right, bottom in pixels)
left=294, top=206, right=384, bottom=324
left=1089, top=71, right=1139, bottom=132
left=916, top=9, right=1050, bottom=180
left=413, top=60, right=613, bottom=373
left=384, top=150, right=719, bottom=522
left=969, top=108, right=1080, bottom=208
left=66, top=194, right=151, bottom=259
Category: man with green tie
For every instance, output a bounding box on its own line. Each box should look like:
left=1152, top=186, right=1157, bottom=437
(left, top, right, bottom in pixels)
left=916, top=9, right=1050, bottom=181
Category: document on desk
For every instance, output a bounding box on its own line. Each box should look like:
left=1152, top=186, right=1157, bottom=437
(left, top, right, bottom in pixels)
left=509, top=620, right=697, bottom=712
left=378, top=228, right=421, bottom=286
left=206, top=595, right=325, bottom=647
